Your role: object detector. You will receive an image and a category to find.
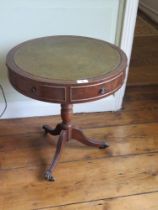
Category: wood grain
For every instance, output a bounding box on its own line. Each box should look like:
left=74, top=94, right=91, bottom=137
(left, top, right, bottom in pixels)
left=1, top=153, right=158, bottom=210
left=41, top=192, right=158, bottom=210
left=0, top=123, right=158, bottom=170
left=128, top=36, right=158, bottom=86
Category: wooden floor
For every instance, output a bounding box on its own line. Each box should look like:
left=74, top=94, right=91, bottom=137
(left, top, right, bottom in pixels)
left=0, top=15, right=158, bottom=210
left=128, top=14, right=158, bottom=86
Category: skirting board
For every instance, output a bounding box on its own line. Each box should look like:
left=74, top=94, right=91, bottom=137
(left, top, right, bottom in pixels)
left=0, top=95, right=117, bottom=119
left=139, top=2, right=158, bottom=23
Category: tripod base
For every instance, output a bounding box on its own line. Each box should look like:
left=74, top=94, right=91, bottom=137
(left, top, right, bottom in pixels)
left=43, top=104, right=109, bottom=181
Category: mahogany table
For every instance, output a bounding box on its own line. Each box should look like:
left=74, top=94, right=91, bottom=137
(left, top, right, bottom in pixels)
left=6, top=36, right=127, bottom=181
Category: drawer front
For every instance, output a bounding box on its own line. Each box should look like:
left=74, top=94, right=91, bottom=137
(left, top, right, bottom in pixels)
left=9, top=71, right=66, bottom=103
left=33, top=85, right=66, bottom=103
left=70, top=74, right=124, bottom=103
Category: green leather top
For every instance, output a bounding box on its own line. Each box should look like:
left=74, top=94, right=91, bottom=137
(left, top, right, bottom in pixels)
left=14, top=36, right=121, bottom=81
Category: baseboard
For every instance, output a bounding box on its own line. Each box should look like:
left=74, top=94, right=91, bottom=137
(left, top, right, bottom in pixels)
left=139, top=2, right=158, bottom=23
left=0, top=95, right=118, bottom=119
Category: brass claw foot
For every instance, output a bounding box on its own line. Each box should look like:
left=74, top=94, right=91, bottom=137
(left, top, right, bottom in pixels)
left=99, top=143, right=109, bottom=149
left=44, top=170, right=55, bottom=181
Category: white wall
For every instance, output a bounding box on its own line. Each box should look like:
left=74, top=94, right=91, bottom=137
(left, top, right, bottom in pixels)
left=0, top=0, right=122, bottom=118
left=140, top=0, right=158, bottom=23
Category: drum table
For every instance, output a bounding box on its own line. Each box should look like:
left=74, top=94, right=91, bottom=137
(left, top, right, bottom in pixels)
left=6, top=36, right=127, bottom=181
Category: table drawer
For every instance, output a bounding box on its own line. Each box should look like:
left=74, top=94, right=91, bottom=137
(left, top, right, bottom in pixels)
left=34, top=85, right=66, bottom=103
left=26, top=83, right=66, bottom=103
left=70, top=75, right=123, bottom=103
left=9, top=71, right=66, bottom=103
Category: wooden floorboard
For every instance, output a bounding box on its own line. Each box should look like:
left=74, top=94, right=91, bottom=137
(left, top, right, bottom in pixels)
left=128, top=32, right=158, bottom=86
left=1, top=153, right=158, bottom=210
left=40, top=191, right=158, bottom=210
left=0, top=123, right=158, bottom=170
left=1, top=95, right=158, bottom=210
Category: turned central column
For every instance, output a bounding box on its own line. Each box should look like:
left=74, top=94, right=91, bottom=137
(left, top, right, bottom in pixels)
left=61, top=104, right=73, bottom=140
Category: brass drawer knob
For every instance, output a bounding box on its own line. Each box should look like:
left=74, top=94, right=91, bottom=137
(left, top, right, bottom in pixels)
left=31, top=87, right=37, bottom=93
left=99, top=87, right=106, bottom=95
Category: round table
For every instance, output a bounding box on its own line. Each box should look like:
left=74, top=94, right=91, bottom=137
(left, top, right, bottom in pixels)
left=6, top=36, right=127, bottom=181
